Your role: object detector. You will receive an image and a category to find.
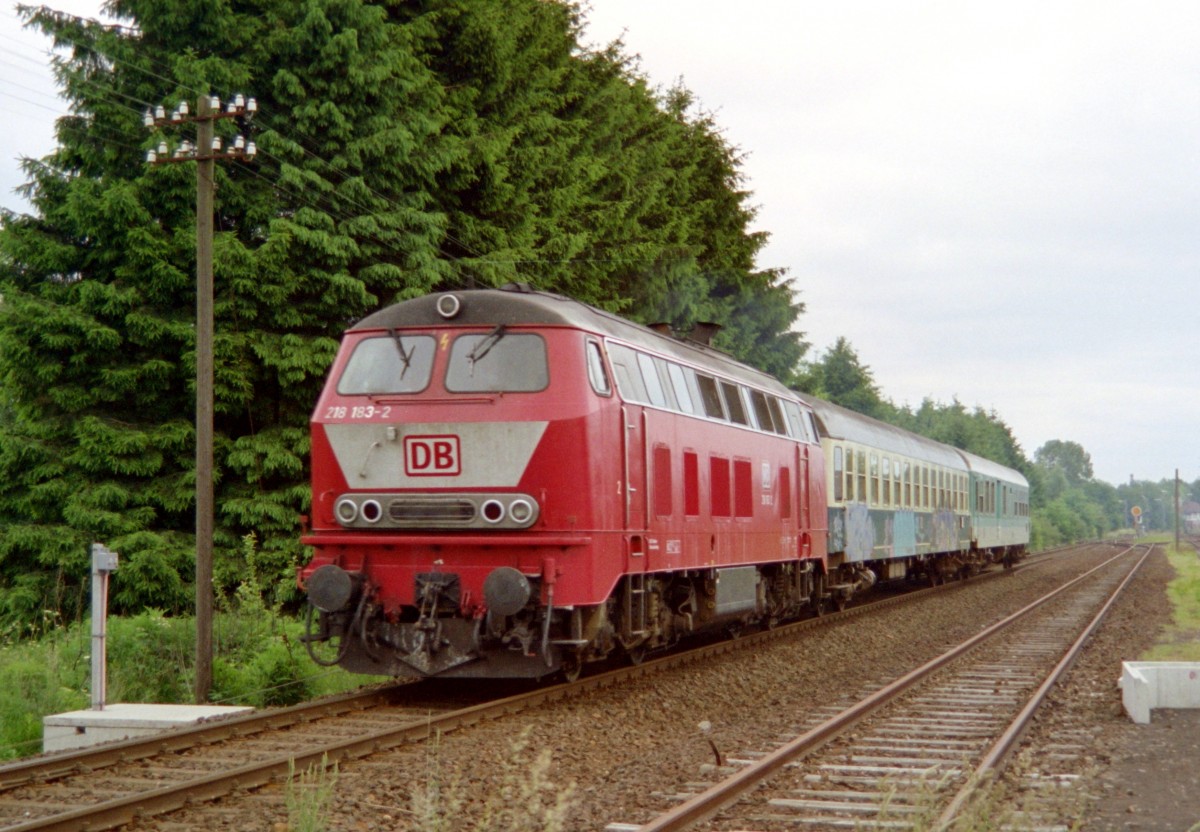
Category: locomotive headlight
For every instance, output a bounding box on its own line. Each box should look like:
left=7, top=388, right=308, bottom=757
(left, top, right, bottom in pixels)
left=480, top=499, right=505, bottom=524
left=335, top=498, right=359, bottom=524
left=436, top=293, right=462, bottom=319
left=508, top=498, right=535, bottom=525
left=360, top=499, right=383, bottom=524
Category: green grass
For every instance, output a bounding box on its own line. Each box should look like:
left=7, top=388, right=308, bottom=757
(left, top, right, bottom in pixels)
left=0, top=606, right=374, bottom=761
left=1142, top=541, right=1200, bottom=661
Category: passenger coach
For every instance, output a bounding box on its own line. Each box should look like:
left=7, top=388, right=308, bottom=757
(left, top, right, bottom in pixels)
left=807, top=398, right=1028, bottom=599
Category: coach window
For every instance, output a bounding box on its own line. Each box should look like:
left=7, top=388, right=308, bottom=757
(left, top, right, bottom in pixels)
left=832, top=446, right=844, bottom=502
left=857, top=451, right=867, bottom=503
left=720, top=381, right=749, bottom=425
left=903, top=462, right=912, bottom=507
left=585, top=341, right=611, bottom=396
left=750, top=391, right=775, bottom=433
left=869, top=454, right=880, bottom=505
left=338, top=334, right=435, bottom=395
left=882, top=457, right=891, bottom=505
left=844, top=447, right=855, bottom=501
left=606, top=343, right=648, bottom=403
left=446, top=333, right=548, bottom=392
left=922, top=467, right=930, bottom=508
left=697, top=374, right=726, bottom=420
left=768, top=397, right=788, bottom=435
left=667, top=363, right=696, bottom=414
left=653, top=357, right=680, bottom=410
left=782, top=401, right=803, bottom=439
left=636, top=352, right=669, bottom=408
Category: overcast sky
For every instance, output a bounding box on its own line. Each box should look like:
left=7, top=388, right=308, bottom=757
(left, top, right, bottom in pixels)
left=2, top=2, right=1197, bottom=486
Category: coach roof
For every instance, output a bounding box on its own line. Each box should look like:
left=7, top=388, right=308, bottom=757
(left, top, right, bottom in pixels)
left=807, top=397, right=968, bottom=470
left=956, top=449, right=1029, bottom=488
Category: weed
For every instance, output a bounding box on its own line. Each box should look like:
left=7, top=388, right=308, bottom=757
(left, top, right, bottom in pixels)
left=409, top=726, right=577, bottom=832
left=285, top=754, right=340, bottom=832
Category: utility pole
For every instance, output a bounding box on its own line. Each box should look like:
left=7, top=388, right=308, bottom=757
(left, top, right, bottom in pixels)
left=1176, top=468, right=1181, bottom=552
left=145, top=93, right=256, bottom=703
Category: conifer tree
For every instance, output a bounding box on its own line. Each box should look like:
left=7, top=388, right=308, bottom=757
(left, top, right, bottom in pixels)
left=0, top=0, right=806, bottom=625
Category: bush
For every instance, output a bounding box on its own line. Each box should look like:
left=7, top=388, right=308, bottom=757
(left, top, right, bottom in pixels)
left=0, top=641, right=87, bottom=760
left=0, top=603, right=369, bottom=759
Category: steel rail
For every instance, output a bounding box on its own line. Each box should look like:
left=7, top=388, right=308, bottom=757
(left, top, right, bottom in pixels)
left=0, top=545, right=1074, bottom=832
left=931, top=543, right=1153, bottom=830
left=2, top=545, right=1055, bottom=792
left=0, top=684, right=411, bottom=791
left=627, top=544, right=1138, bottom=832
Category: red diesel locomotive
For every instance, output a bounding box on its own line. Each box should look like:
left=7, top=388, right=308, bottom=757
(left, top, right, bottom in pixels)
left=299, top=285, right=830, bottom=680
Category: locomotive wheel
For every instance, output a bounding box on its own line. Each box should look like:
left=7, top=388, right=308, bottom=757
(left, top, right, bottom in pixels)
left=811, top=573, right=828, bottom=617
left=626, top=645, right=647, bottom=666
left=833, top=594, right=848, bottom=613
left=561, top=652, right=583, bottom=683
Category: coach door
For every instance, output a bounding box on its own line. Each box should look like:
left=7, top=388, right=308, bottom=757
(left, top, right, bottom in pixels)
left=797, top=443, right=811, bottom=556
left=622, top=405, right=648, bottom=531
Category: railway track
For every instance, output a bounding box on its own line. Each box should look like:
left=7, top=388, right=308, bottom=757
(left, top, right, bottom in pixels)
left=605, top=543, right=1148, bottom=831
left=0, top=550, right=1059, bottom=832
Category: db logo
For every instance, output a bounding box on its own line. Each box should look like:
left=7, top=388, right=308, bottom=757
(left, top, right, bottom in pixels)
left=404, top=435, right=461, bottom=476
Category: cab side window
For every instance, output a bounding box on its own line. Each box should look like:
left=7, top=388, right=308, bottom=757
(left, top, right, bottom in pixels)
left=586, top=341, right=611, bottom=396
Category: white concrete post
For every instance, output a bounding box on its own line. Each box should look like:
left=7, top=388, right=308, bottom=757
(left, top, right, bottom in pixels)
left=90, top=543, right=119, bottom=710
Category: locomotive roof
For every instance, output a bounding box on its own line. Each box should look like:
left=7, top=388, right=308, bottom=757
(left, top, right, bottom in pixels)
left=806, top=397, right=969, bottom=470
left=353, top=286, right=791, bottom=397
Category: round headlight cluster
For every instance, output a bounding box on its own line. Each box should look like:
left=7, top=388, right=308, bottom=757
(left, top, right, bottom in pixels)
left=479, top=496, right=539, bottom=527
left=335, top=496, right=382, bottom=525
left=334, top=493, right=539, bottom=528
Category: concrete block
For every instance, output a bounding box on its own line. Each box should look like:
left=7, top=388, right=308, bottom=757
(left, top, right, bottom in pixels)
left=43, top=703, right=253, bottom=752
left=1119, top=661, right=1200, bottom=725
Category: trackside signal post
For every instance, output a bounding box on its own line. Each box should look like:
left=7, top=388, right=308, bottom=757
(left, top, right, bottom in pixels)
left=145, top=93, right=256, bottom=702
left=90, top=543, right=119, bottom=710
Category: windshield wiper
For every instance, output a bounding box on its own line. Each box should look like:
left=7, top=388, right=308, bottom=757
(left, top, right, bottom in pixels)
left=467, top=324, right=506, bottom=373
left=389, top=328, right=414, bottom=380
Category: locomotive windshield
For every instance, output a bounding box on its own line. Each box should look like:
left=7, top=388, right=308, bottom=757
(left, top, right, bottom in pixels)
left=445, top=332, right=549, bottom=392
left=337, top=334, right=435, bottom=395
